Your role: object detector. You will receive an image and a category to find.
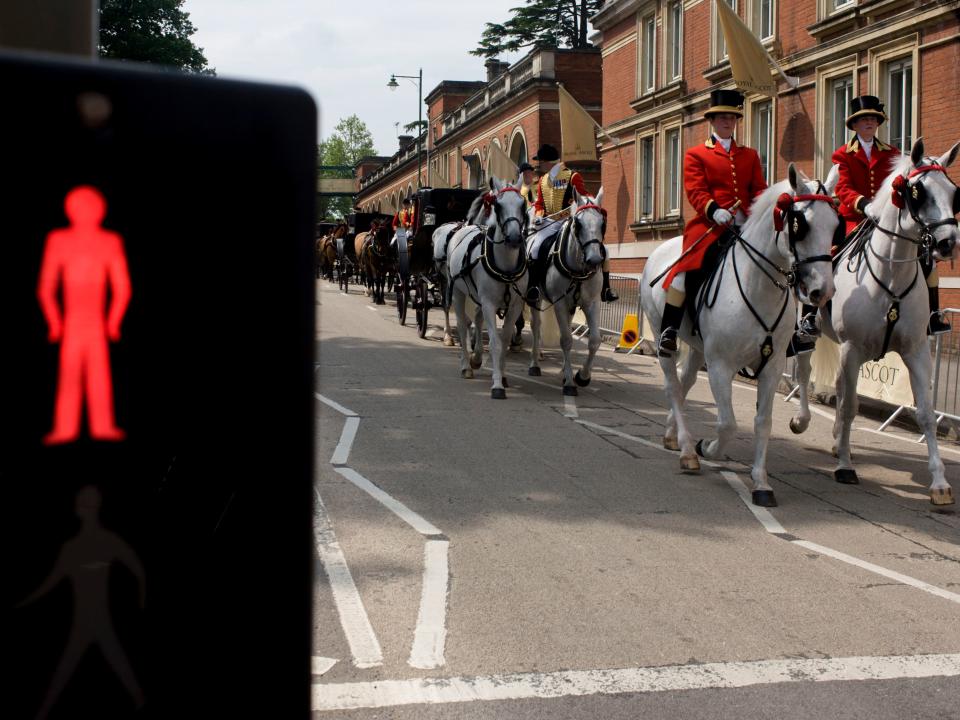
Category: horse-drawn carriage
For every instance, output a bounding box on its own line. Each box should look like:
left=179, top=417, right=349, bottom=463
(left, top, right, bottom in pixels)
left=316, top=221, right=341, bottom=279
left=396, top=187, right=484, bottom=334
left=341, top=212, right=392, bottom=294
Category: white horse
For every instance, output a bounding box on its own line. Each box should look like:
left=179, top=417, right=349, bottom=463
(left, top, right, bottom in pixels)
left=640, top=164, right=838, bottom=507
left=446, top=177, right=530, bottom=398
left=791, top=138, right=959, bottom=505
left=527, top=188, right=606, bottom=395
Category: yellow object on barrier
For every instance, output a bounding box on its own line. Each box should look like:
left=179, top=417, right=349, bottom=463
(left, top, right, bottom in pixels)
left=616, top=313, right=640, bottom=352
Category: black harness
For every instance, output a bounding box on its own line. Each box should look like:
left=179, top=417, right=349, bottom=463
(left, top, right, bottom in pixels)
left=539, top=205, right=606, bottom=308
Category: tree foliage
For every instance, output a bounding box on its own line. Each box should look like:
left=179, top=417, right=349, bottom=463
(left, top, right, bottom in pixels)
left=99, top=0, right=214, bottom=74
left=471, top=0, right=606, bottom=58
left=318, top=115, right=377, bottom=220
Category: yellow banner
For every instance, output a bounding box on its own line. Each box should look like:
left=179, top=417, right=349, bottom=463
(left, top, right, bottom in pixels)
left=430, top=164, right=451, bottom=188
left=715, top=0, right=776, bottom=98
left=558, top=84, right=598, bottom=162
left=487, top=142, right=518, bottom=184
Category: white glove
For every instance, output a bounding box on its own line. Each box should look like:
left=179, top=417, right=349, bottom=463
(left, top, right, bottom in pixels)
left=712, top=207, right=734, bottom=225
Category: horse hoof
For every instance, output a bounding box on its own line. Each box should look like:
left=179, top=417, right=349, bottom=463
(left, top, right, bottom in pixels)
left=461, top=369, right=473, bottom=379
left=663, top=437, right=680, bottom=451
left=528, top=367, right=542, bottom=376
left=752, top=490, right=778, bottom=507
left=574, top=370, right=590, bottom=387
left=788, top=418, right=806, bottom=434
left=834, top=468, right=859, bottom=484
left=680, top=454, right=700, bottom=473
left=443, top=337, right=455, bottom=347
left=930, top=488, right=955, bottom=506
left=562, top=385, right=578, bottom=396
left=491, top=388, right=507, bottom=399
left=695, top=439, right=706, bottom=458
left=470, top=357, right=482, bottom=370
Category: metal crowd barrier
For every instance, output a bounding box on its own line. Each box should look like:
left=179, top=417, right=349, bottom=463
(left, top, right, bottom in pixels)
left=572, top=274, right=644, bottom=348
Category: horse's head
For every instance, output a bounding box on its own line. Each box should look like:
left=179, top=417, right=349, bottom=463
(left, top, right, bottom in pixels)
left=569, top=187, right=607, bottom=268
left=884, top=137, right=960, bottom=260
left=485, top=176, right=528, bottom=247
left=772, top=163, right=838, bottom=307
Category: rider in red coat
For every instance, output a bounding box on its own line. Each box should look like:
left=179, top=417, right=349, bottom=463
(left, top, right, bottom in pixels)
left=658, top=89, right=767, bottom=355
left=827, top=95, right=949, bottom=335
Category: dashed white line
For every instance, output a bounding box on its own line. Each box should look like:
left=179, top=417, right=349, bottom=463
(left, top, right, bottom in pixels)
left=312, top=653, right=960, bottom=711
left=331, top=416, right=359, bottom=466
left=408, top=539, right=450, bottom=669
left=315, top=392, right=358, bottom=417
left=334, top=466, right=443, bottom=536
left=720, top=471, right=787, bottom=534
left=312, top=657, right=339, bottom=676
left=563, top=395, right=579, bottom=418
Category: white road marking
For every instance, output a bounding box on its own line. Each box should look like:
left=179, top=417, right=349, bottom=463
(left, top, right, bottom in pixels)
left=575, top=420, right=720, bottom=468
left=883, top=486, right=933, bottom=501
left=313, top=489, right=383, bottom=668
left=312, top=657, right=339, bottom=676
left=408, top=539, right=450, bottom=669
left=367, top=305, right=378, bottom=312
left=563, top=395, right=578, bottom=418
left=334, top=467, right=443, bottom=537
left=330, top=416, right=360, bottom=466
left=312, top=653, right=960, bottom=711
left=720, top=471, right=787, bottom=534
left=791, top=540, right=960, bottom=605
left=315, top=392, right=358, bottom=418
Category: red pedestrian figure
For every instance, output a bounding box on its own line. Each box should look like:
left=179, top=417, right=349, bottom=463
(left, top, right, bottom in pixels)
left=38, top=186, right=131, bottom=445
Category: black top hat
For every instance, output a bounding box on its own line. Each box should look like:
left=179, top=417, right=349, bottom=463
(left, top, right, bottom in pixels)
left=704, top=89, right=745, bottom=119
left=532, top=144, right=559, bottom=162
left=518, top=162, right=535, bottom=173
left=846, top=95, right=887, bottom=129
left=402, top=194, right=412, bottom=204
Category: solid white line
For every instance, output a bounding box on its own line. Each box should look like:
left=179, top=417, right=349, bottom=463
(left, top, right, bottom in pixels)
left=315, top=393, right=358, bottom=418
left=791, top=540, right=960, bottom=605
left=720, top=471, right=787, bottom=534
left=563, top=395, right=579, bottom=418
left=313, top=490, right=383, bottom=668
left=575, top=419, right=720, bottom=468
left=312, top=657, right=338, bottom=676
left=331, top=416, right=360, bottom=466
left=334, top=466, right=443, bottom=537
left=312, top=653, right=960, bottom=711
left=408, top=540, right=450, bottom=669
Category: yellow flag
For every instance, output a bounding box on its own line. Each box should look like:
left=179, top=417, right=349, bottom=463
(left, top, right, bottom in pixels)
left=487, top=142, right=518, bottom=183
left=430, top=163, right=451, bottom=188
left=558, top=84, right=598, bottom=162
left=715, top=0, right=779, bottom=97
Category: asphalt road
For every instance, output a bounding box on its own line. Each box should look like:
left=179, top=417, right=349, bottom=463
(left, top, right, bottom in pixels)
left=313, top=278, right=960, bottom=718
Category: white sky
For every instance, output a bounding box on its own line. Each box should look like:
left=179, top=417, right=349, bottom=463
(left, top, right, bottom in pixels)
left=183, top=0, right=545, bottom=157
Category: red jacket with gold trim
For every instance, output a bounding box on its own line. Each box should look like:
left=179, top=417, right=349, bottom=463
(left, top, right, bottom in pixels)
left=661, top=137, right=767, bottom=288
left=831, top=136, right=899, bottom=234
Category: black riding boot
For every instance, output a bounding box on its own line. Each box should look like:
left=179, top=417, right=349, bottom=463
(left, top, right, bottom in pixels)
left=600, top=271, right=619, bottom=302
left=526, top=259, right=544, bottom=305
left=798, top=304, right=820, bottom=338
left=928, top=286, right=951, bottom=335
left=658, top=302, right=685, bottom=356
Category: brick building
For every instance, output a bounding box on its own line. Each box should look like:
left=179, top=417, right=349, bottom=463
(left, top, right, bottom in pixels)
left=591, top=0, right=960, bottom=308
left=355, top=47, right=603, bottom=213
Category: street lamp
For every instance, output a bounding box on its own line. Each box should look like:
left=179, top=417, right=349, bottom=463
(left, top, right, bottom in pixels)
left=387, top=68, right=424, bottom=188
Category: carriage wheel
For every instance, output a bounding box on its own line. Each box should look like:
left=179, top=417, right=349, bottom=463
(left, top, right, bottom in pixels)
left=396, top=277, right=408, bottom=325
left=416, top=277, right=429, bottom=338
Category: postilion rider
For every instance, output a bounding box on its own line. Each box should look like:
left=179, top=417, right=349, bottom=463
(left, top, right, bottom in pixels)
left=805, top=94, right=949, bottom=338
left=658, top=89, right=768, bottom=356
left=525, top=144, right=618, bottom=304
left=392, top=195, right=415, bottom=244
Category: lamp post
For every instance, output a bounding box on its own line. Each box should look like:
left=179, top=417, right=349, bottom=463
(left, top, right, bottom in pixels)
left=387, top=68, right=424, bottom=188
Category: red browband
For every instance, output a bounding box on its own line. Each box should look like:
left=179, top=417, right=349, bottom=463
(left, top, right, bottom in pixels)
left=576, top=202, right=607, bottom=217
left=891, top=164, right=951, bottom=209
left=773, top=193, right=834, bottom=232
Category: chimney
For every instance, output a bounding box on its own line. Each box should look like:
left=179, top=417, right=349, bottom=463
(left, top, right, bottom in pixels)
left=485, top=58, right=510, bottom=82
left=398, top=134, right=414, bottom=151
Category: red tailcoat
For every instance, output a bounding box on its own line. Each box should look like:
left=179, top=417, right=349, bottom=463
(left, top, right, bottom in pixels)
left=832, top=136, right=899, bottom=234
left=662, top=137, right=767, bottom=289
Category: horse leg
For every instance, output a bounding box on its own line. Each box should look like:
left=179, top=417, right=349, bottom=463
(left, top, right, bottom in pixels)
left=833, top=342, right=862, bottom=484
left=789, top=350, right=813, bottom=434
left=555, top=301, right=576, bottom=394
left=748, top=360, right=785, bottom=507
left=658, top=352, right=700, bottom=472
left=481, top=298, right=507, bottom=398
left=452, top=288, right=473, bottom=379
left=665, top=346, right=703, bottom=451
left=700, top=359, right=737, bottom=462
left=574, top=300, right=602, bottom=388
left=900, top=346, right=952, bottom=504
left=441, top=276, right=456, bottom=347
left=470, top=302, right=484, bottom=369
left=528, top=304, right=543, bottom=376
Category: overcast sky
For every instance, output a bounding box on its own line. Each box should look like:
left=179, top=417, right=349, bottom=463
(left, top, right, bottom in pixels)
left=184, top=0, right=547, bottom=157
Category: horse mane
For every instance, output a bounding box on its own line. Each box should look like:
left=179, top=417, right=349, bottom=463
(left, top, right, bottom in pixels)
left=741, top=179, right=792, bottom=237
left=466, top=191, right=495, bottom=227
left=868, top=152, right=911, bottom=213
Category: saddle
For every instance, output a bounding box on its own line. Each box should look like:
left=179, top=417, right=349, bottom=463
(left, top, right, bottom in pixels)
left=686, top=229, right=735, bottom=326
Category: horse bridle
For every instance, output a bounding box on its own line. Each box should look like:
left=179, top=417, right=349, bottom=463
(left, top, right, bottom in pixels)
left=771, top=189, right=837, bottom=288
left=878, top=163, right=960, bottom=258
left=483, top=186, right=527, bottom=243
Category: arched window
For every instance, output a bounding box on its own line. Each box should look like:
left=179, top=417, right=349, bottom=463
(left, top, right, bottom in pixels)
left=509, top=129, right=528, bottom=167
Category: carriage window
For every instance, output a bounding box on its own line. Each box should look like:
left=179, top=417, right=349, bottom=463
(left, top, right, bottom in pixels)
left=665, top=128, right=681, bottom=215
left=640, top=135, right=655, bottom=218
left=666, top=1, right=682, bottom=82
left=640, top=13, right=656, bottom=95
left=830, top=76, right=854, bottom=153
left=752, top=100, right=773, bottom=182
left=886, top=58, right=912, bottom=151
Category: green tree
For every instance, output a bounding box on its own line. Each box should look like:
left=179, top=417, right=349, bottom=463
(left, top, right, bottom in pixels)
left=471, top=0, right=605, bottom=58
left=99, top=0, right=214, bottom=74
left=319, top=115, right=377, bottom=220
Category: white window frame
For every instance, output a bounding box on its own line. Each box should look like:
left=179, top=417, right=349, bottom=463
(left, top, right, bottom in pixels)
left=815, top=57, right=857, bottom=178
left=746, top=97, right=775, bottom=183
left=661, top=122, right=683, bottom=216
left=638, top=11, right=657, bottom=96
left=664, top=0, right=683, bottom=83
left=712, top=0, right=737, bottom=66
left=869, top=37, right=918, bottom=153
left=637, top=131, right=657, bottom=220
left=749, top=0, right=775, bottom=42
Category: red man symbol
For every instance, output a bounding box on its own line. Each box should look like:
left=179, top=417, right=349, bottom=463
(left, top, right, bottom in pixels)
left=37, top=186, right=131, bottom=445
